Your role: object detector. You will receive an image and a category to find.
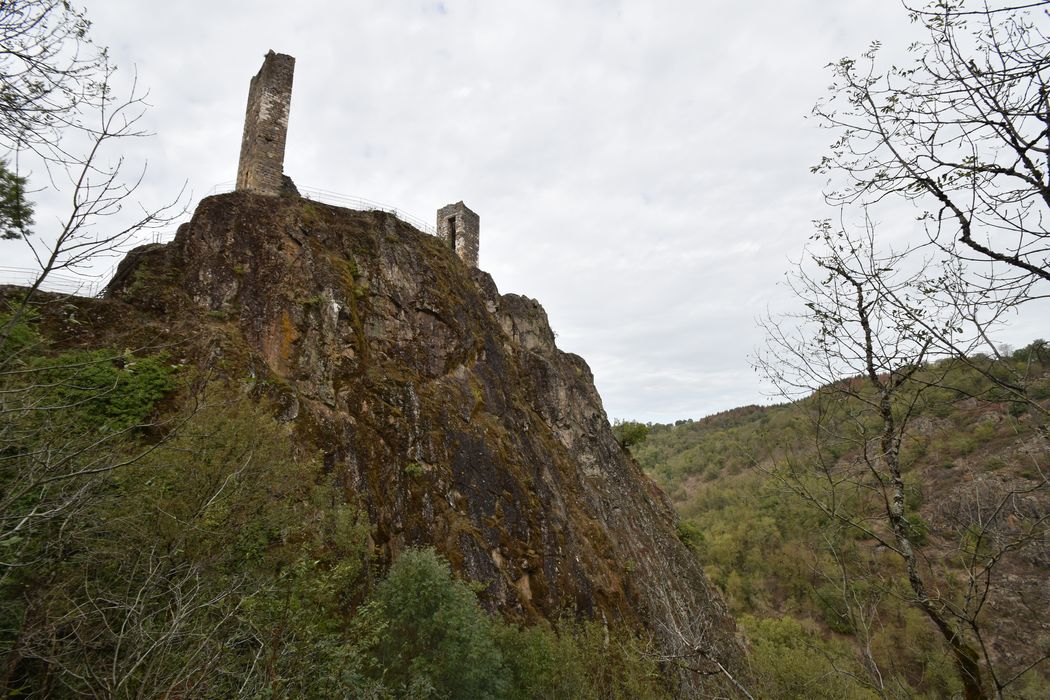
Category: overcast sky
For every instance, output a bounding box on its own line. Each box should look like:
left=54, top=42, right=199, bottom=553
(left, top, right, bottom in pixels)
left=6, top=1, right=1047, bottom=422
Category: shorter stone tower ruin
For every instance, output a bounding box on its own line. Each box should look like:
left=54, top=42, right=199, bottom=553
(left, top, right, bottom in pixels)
left=236, top=51, right=295, bottom=196
left=437, top=202, right=479, bottom=268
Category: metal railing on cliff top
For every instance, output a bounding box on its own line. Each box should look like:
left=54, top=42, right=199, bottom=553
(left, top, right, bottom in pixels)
left=0, top=184, right=438, bottom=298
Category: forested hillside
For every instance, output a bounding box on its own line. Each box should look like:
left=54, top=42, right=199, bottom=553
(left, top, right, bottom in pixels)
left=631, top=345, right=1050, bottom=699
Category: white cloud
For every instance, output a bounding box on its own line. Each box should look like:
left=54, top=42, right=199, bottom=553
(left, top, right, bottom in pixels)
left=5, top=0, right=1045, bottom=422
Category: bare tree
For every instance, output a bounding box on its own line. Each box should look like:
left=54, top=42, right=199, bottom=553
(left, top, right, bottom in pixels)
left=758, top=4, right=1050, bottom=695
left=757, top=217, right=1049, bottom=699
left=0, top=68, right=185, bottom=340
left=0, top=0, right=185, bottom=344
left=0, top=0, right=108, bottom=162
left=21, top=549, right=245, bottom=699
left=0, top=0, right=185, bottom=572
left=809, top=0, right=1050, bottom=413
left=0, top=0, right=104, bottom=245
left=812, top=0, right=1050, bottom=288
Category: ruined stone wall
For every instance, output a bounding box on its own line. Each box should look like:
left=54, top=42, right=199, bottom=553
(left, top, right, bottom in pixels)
left=436, top=201, right=480, bottom=268
left=236, top=51, right=295, bottom=196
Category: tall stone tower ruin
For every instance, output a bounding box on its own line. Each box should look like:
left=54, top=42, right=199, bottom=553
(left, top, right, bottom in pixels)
left=436, top=202, right=479, bottom=268
left=236, top=51, right=295, bottom=196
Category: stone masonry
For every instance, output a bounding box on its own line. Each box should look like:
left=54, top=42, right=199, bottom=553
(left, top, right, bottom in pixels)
left=436, top=202, right=480, bottom=268
left=236, top=51, right=295, bottom=196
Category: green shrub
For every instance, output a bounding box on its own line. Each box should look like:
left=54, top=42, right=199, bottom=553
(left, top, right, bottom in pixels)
left=984, top=456, right=1006, bottom=471
left=972, top=421, right=997, bottom=442
left=493, top=624, right=568, bottom=700
left=947, top=434, right=977, bottom=456
left=494, top=619, right=669, bottom=700
left=301, top=201, right=322, bottom=227
left=547, top=620, right=669, bottom=700
left=676, top=519, right=707, bottom=554
left=4, top=387, right=375, bottom=698
left=0, top=308, right=40, bottom=357
left=30, top=349, right=179, bottom=431
left=1029, top=376, right=1050, bottom=400
left=357, top=548, right=509, bottom=698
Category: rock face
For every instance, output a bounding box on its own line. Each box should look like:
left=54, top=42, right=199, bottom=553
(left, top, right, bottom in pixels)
left=108, top=192, right=743, bottom=693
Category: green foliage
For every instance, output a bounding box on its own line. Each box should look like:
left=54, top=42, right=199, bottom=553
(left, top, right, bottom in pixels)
left=1014, top=669, right=1050, bottom=700
left=1031, top=376, right=1050, bottom=401
left=352, top=548, right=670, bottom=700
left=0, top=307, right=40, bottom=356
left=1, top=310, right=179, bottom=431
left=300, top=200, right=322, bottom=227
left=811, top=584, right=853, bottom=635
left=743, top=615, right=879, bottom=699
left=143, top=396, right=376, bottom=698
left=1, top=387, right=372, bottom=697
left=676, top=519, right=706, bottom=554
left=632, top=406, right=778, bottom=489
left=494, top=619, right=668, bottom=700
left=612, top=419, right=650, bottom=448
left=0, top=161, right=32, bottom=239
left=30, top=349, right=179, bottom=431
left=489, top=624, right=561, bottom=699
left=358, top=548, right=509, bottom=699
left=543, top=620, right=668, bottom=700
left=34, top=321, right=1048, bottom=697
left=122, top=266, right=172, bottom=300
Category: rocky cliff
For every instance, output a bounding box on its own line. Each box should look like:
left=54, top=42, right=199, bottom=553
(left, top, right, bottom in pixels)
left=105, top=192, right=743, bottom=694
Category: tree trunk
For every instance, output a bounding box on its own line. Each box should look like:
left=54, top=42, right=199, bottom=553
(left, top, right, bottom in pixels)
left=881, top=390, right=986, bottom=700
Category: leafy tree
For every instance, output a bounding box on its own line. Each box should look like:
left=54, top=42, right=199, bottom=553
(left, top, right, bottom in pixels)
left=743, top=615, right=880, bottom=700
left=546, top=620, right=669, bottom=700
left=757, top=4, right=1050, bottom=696
left=613, top=419, right=651, bottom=448
left=357, top=548, right=509, bottom=699
left=0, top=161, right=31, bottom=239
left=2, top=385, right=375, bottom=698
